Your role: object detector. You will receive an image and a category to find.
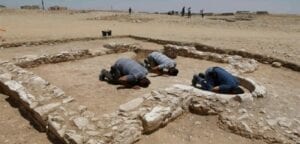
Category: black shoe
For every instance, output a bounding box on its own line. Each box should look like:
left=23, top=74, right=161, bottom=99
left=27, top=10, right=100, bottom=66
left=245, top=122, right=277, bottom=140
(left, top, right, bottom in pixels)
left=99, top=69, right=107, bottom=81
left=192, top=78, right=197, bottom=87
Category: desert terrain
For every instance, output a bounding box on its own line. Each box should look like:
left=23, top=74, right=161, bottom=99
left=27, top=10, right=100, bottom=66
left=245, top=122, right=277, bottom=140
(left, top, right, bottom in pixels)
left=0, top=8, right=300, bottom=144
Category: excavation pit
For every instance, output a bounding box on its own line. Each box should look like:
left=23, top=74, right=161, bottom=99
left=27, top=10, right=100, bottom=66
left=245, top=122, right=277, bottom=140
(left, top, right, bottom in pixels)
left=2, top=36, right=298, bottom=144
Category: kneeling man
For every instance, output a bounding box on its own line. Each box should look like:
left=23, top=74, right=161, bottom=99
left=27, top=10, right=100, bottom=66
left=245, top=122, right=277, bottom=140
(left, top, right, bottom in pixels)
left=144, top=52, right=179, bottom=76
left=192, top=67, right=239, bottom=94
left=99, top=58, right=150, bottom=88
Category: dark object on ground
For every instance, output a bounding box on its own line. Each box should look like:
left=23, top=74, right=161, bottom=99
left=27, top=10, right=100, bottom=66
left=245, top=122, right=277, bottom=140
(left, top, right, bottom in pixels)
left=220, top=13, right=235, bottom=16
left=20, top=5, right=40, bottom=10
left=48, top=5, right=67, bottom=11
left=256, top=11, right=269, bottom=15
left=236, top=11, right=251, bottom=14
left=204, top=13, right=213, bottom=16
left=102, top=30, right=112, bottom=37
left=0, top=5, right=6, bottom=8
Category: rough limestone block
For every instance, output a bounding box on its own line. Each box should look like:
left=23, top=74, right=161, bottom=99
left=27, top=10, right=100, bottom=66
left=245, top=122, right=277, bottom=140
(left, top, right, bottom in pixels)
left=4, top=80, right=36, bottom=106
left=119, top=97, right=144, bottom=112
left=64, top=131, right=84, bottom=144
left=0, top=73, right=12, bottom=82
left=73, top=117, right=89, bottom=130
left=34, top=102, right=62, bottom=120
left=142, top=106, right=171, bottom=133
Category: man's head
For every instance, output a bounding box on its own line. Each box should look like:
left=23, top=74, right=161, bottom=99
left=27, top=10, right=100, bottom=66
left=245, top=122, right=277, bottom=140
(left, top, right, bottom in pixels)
left=168, top=67, right=179, bottom=76
left=138, top=77, right=151, bottom=88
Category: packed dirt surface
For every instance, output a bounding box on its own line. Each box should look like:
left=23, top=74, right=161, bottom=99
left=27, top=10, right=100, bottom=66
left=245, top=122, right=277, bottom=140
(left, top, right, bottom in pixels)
left=1, top=9, right=300, bottom=64
left=138, top=114, right=265, bottom=144
left=27, top=52, right=227, bottom=116
left=0, top=94, right=50, bottom=144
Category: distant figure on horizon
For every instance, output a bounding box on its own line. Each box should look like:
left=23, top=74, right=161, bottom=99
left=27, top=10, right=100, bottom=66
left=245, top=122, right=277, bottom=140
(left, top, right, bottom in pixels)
left=181, top=6, right=185, bottom=17
left=187, top=7, right=192, bottom=18
left=129, top=7, right=132, bottom=15
left=200, top=9, right=204, bottom=18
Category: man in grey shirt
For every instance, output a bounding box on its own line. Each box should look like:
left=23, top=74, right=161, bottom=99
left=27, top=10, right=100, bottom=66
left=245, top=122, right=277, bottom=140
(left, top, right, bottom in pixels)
left=99, top=58, right=150, bottom=88
left=145, top=52, right=179, bottom=76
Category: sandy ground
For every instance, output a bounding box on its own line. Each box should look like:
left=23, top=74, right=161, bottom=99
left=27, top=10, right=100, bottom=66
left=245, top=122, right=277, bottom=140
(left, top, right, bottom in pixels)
left=0, top=9, right=300, bottom=64
left=0, top=94, right=50, bottom=144
left=0, top=9, right=300, bottom=144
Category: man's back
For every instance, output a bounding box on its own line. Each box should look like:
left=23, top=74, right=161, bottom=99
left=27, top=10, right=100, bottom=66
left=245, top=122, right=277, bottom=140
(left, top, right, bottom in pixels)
left=205, top=67, right=239, bottom=92
left=149, top=52, right=176, bottom=69
left=114, top=58, right=148, bottom=79
left=213, top=67, right=238, bottom=86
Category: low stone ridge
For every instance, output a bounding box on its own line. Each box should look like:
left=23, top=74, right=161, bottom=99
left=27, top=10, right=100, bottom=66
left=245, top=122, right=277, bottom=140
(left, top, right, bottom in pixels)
left=128, top=35, right=300, bottom=72
left=0, top=35, right=129, bottom=49
left=11, top=49, right=112, bottom=68
left=164, top=44, right=259, bottom=74
left=103, top=43, right=142, bottom=53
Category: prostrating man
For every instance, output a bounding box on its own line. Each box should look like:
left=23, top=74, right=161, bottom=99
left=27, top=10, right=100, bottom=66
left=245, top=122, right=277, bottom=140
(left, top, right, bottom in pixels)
left=99, top=58, right=150, bottom=88
left=144, top=51, right=179, bottom=76
left=192, top=67, right=239, bottom=93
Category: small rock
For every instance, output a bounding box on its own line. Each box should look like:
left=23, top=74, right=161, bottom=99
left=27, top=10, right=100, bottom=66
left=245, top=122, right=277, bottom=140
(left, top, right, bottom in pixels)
left=86, top=131, right=100, bottom=136
left=272, top=62, right=282, bottom=68
left=78, top=105, right=87, bottom=113
left=73, top=117, right=89, bottom=129
left=241, top=121, right=253, bottom=133
left=266, top=119, right=278, bottom=127
left=238, top=109, right=247, bottom=114
left=86, top=139, right=105, bottom=144
left=142, top=106, right=171, bottom=133
left=119, top=97, right=144, bottom=112
left=65, top=131, right=83, bottom=144
left=62, top=97, right=74, bottom=104
left=104, top=132, right=113, bottom=138
left=259, top=109, right=266, bottom=114
left=278, top=117, right=292, bottom=128
left=194, top=121, right=201, bottom=125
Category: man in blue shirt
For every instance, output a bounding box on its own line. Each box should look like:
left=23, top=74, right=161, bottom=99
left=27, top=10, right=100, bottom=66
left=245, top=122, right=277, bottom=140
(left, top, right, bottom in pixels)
left=192, top=67, right=239, bottom=94
left=99, top=58, right=150, bottom=88
left=144, top=52, right=179, bottom=76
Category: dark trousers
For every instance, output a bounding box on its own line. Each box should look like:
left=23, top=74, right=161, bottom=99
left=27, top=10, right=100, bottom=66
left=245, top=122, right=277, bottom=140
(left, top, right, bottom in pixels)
left=101, top=66, right=121, bottom=84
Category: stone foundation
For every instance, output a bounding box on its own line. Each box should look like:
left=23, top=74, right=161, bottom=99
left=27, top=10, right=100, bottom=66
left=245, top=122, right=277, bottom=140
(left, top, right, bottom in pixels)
left=0, top=56, right=273, bottom=143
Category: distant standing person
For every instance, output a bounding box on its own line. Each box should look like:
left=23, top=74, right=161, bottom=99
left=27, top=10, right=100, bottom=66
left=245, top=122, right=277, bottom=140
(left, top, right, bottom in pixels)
left=181, top=6, right=185, bottom=17
left=129, top=7, right=132, bottom=15
left=187, top=7, right=192, bottom=18
left=200, top=9, right=204, bottom=18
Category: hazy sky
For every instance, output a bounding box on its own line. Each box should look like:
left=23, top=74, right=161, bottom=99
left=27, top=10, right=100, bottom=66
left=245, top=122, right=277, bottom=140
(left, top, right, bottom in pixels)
left=1, top=0, right=300, bottom=14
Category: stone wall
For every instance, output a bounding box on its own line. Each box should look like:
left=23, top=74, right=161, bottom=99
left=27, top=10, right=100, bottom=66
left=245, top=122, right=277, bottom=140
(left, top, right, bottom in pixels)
left=11, top=49, right=111, bottom=68
left=164, top=44, right=259, bottom=74
left=128, top=35, right=300, bottom=72
left=1, top=52, right=278, bottom=143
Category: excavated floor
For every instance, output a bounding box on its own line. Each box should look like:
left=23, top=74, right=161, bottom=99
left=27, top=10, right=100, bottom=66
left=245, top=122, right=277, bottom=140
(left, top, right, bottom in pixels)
left=27, top=52, right=228, bottom=116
